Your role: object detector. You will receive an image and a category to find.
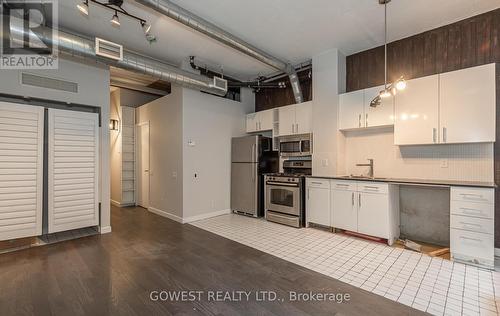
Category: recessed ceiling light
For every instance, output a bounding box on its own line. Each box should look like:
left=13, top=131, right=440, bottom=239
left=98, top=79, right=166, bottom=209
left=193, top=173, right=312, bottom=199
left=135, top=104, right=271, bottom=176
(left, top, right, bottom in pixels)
left=77, top=0, right=89, bottom=16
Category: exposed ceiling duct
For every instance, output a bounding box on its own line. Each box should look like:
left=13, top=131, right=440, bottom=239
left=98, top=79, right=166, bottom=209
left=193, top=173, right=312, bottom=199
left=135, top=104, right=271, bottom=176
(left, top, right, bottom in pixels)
left=134, top=0, right=304, bottom=104
left=2, top=24, right=227, bottom=96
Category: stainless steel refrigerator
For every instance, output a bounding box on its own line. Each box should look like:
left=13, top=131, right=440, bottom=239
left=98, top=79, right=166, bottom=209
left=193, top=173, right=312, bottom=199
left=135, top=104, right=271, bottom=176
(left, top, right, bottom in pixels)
left=231, top=135, right=278, bottom=217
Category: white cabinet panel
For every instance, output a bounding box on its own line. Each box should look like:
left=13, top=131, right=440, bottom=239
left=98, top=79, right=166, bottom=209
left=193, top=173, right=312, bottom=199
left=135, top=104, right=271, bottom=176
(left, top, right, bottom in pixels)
left=439, top=64, right=496, bottom=144
left=246, top=113, right=258, bottom=133
left=331, top=189, right=357, bottom=231
left=394, top=74, right=439, bottom=145
left=259, top=110, right=274, bottom=131
left=451, top=228, right=494, bottom=267
left=339, top=90, right=364, bottom=130
left=278, top=105, right=296, bottom=136
left=296, top=101, right=312, bottom=134
left=0, top=102, right=43, bottom=241
left=307, top=185, right=330, bottom=227
left=357, top=192, right=390, bottom=239
left=364, top=86, right=394, bottom=128
left=48, top=109, right=99, bottom=233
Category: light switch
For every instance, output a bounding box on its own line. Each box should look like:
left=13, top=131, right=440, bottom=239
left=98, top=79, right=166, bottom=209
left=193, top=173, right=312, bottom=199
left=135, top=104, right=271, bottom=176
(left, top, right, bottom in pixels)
left=188, top=140, right=196, bottom=147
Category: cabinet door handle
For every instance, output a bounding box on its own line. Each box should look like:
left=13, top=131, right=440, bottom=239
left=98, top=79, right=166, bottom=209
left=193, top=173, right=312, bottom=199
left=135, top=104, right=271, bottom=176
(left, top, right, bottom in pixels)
left=296, top=123, right=299, bottom=133
left=358, top=193, right=361, bottom=208
left=307, top=188, right=310, bottom=200
left=442, top=127, right=447, bottom=143
left=358, top=114, right=361, bottom=128
left=459, top=236, right=482, bottom=242
left=352, top=192, right=354, bottom=206
left=433, top=128, right=437, bottom=143
left=366, top=113, right=368, bottom=127
left=292, top=123, right=295, bottom=134
left=459, top=222, right=482, bottom=228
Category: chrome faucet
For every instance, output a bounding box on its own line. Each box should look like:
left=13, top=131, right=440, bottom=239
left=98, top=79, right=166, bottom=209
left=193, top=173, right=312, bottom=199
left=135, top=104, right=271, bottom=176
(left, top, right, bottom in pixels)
left=356, top=159, right=374, bottom=178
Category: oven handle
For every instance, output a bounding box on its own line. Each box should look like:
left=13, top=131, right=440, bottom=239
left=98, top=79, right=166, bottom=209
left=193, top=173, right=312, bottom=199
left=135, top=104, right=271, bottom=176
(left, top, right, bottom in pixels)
left=266, top=181, right=299, bottom=187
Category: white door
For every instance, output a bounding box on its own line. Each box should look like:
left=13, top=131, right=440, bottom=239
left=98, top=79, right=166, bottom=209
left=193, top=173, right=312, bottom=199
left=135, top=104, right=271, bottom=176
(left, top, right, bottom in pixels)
left=0, top=102, right=44, bottom=241
left=339, top=90, right=364, bottom=130
left=394, top=74, right=439, bottom=145
left=439, top=64, right=496, bottom=144
left=246, top=113, right=258, bottom=133
left=295, top=101, right=313, bottom=134
left=331, top=189, right=357, bottom=231
left=137, top=122, right=150, bottom=209
left=364, top=86, right=394, bottom=128
left=48, top=109, right=99, bottom=233
left=278, top=105, right=296, bottom=136
left=357, top=192, right=389, bottom=239
left=307, top=186, right=330, bottom=226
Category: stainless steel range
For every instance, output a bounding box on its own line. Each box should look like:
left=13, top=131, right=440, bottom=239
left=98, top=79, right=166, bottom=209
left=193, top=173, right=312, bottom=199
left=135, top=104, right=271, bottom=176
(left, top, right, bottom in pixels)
left=264, top=160, right=311, bottom=228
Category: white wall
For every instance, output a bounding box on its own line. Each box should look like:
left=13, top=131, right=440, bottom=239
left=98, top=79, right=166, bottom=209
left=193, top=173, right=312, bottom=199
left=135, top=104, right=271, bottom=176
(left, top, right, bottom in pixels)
left=312, top=49, right=346, bottom=177
left=341, top=128, right=494, bottom=182
left=136, top=86, right=184, bottom=219
left=182, top=88, right=254, bottom=221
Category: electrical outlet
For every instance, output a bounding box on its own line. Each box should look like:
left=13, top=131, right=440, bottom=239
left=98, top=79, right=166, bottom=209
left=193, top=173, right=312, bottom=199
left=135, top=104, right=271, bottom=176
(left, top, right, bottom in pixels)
left=440, top=159, right=449, bottom=168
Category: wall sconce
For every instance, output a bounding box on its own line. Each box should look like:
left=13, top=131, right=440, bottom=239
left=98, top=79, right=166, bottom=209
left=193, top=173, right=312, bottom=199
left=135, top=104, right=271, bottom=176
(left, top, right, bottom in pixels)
left=109, top=119, right=119, bottom=131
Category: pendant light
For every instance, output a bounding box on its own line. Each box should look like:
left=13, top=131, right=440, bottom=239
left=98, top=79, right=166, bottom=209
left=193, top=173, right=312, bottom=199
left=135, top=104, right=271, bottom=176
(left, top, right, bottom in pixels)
left=370, top=0, right=407, bottom=107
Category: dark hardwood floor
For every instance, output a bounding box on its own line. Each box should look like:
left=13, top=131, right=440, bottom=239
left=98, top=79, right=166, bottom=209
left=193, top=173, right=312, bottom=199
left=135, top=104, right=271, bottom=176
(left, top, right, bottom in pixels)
left=0, top=206, right=425, bottom=316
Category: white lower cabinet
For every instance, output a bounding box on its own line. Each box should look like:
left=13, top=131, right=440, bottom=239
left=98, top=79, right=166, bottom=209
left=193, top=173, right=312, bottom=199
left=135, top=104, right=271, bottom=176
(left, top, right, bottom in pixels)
left=306, top=179, right=399, bottom=245
left=331, top=189, right=357, bottom=232
left=450, top=186, right=494, bottom=269
left=306, top=179, right=330, bottom=227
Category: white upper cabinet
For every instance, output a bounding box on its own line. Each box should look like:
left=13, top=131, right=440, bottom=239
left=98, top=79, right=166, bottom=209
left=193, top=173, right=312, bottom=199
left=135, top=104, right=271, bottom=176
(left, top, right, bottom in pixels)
left=339, top=87, right=394, bottom=130
left=364, top=85, right=394, bottom=128
left=439, top=64, right=496, bottom=144
left=339, top=90, right=364, bottom=130
left=394, top=74, right=440, bottom=145
left=246, top=109, right=274, bottom=133
left=295, top=101, right=313, bottom=134
left=278, top=101, right=312, bottom=136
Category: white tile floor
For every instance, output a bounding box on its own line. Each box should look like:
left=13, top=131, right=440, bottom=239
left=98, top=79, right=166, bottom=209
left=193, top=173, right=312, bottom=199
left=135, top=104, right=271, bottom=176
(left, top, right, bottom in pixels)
left=191, top=214, right=500, bottom=316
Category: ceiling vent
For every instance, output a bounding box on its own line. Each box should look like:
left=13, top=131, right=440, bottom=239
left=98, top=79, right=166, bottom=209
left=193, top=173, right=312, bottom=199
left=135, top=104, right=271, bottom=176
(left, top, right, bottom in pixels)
left=211, top=77, right=228, bottom=93
left=21, top=73, right=78, bottom=93
left=95, top=38, right=123, bottom=61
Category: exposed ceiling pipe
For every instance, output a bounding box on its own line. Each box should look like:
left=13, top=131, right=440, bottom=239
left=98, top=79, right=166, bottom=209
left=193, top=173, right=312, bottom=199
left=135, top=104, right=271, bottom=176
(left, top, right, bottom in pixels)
left=134, top=0, right=304, bottom=103
left=2, top=24, right=227, bottom=96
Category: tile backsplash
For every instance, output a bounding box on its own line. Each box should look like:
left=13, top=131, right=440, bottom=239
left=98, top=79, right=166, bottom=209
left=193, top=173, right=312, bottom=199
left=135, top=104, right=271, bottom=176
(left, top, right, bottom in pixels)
left=340, top=127, right=494, bottom=182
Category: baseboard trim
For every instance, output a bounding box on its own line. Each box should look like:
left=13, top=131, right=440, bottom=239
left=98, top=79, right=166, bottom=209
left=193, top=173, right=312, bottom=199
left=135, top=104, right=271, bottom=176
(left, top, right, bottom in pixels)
left=495, top=248, right=500, bottom=257
left=147, top=207, right=231, bottom=224
left=183, top=209, right=231, bottom=224
left=99, top=226, right=112, bottom=234
left=148, top=207, right=184, bottom=223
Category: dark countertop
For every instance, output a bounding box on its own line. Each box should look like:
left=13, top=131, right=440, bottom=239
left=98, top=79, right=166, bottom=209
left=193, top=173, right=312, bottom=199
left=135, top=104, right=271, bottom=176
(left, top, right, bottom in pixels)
left=307, top=176, right=497, bottom=188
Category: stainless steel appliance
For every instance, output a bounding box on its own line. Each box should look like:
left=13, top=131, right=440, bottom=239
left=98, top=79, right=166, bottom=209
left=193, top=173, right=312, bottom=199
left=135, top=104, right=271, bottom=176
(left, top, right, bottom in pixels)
left=231, top=135, right=278, bottom=217
left=264, top=160, right=311, bottom=228
left=279, top=134, right=313, bottom=157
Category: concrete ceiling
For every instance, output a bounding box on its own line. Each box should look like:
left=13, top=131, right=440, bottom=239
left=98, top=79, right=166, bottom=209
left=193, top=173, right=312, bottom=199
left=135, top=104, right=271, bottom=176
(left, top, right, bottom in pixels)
left=59, top=0, right=499, bottom=80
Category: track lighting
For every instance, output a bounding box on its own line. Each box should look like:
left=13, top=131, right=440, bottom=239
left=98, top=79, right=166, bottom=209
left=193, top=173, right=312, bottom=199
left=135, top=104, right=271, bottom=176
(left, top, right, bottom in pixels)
left=110, top=11, right=120, bottom=27
left=77, top=0, right=89, bottom=16
left=142, top=22, right=152, bottom=34
left=395, top=77, right=407, bottom=91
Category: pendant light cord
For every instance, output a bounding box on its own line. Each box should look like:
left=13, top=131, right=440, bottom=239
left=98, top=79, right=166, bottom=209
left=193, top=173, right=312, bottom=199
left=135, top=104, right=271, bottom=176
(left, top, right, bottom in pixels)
left=384, top=1, right=388, bottom=90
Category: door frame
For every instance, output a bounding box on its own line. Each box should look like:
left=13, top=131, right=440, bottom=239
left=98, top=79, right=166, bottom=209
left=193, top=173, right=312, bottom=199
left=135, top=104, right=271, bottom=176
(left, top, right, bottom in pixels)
left=135, top=121, right=150, bottom=209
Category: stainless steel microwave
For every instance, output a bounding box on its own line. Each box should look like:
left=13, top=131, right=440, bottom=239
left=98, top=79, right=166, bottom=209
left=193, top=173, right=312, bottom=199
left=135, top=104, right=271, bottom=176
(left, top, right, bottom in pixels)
left=279, top=134, right=313, bottom=157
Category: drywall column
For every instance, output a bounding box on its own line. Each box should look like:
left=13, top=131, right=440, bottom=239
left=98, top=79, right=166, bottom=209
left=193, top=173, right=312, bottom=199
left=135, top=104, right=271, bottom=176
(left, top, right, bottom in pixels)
left=312, top=49, right=346, bottom=176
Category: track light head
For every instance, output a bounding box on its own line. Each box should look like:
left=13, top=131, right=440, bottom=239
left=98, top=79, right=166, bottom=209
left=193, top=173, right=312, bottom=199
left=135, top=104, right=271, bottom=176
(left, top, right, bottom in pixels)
left=141, top=21, right=152, bottom=34
left=110, top=11, right=120, bottom=27
left=77, top=0, right=89, bottom=16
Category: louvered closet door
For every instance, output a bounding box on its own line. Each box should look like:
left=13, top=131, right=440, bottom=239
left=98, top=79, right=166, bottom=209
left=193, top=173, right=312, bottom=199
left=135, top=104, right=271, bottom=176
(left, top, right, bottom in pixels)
left=0, top=102, right=44, bottom=241
left=48, top=109, right=99, bottom=233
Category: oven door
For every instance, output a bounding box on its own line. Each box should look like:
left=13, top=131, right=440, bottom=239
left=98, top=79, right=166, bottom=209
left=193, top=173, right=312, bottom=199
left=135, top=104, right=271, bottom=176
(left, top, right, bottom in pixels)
left=265, top=182, right=301, bottom=216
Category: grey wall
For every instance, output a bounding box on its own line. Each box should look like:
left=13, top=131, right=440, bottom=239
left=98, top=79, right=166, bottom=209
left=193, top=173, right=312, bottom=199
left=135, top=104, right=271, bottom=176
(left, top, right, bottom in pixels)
left=0, top=56, right=112, bottom=231
left=399, top=186, right=450, bottom=246
left=136, top=86, right=184, bottom=218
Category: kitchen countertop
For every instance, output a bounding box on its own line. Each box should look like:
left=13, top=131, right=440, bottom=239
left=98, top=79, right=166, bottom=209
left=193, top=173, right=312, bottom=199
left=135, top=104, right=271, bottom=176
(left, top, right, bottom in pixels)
left=307, top=176, right=497, bottom=188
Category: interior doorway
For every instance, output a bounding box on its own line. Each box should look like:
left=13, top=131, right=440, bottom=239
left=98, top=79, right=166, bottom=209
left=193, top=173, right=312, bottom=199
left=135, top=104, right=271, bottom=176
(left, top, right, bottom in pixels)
left=137, top=122, right=150, bottom=209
